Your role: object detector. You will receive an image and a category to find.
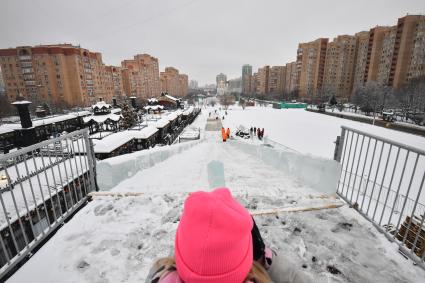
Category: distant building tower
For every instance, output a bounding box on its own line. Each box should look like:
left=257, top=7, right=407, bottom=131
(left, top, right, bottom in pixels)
left=189, top=80, right=198, bottom=90
left=242, top=64, right=252, bottom=94
left=216, top=73, right=227, bottom=87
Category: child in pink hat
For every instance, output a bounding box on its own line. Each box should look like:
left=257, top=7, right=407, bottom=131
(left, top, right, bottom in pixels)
left=146, top=188, right=314, bottom=283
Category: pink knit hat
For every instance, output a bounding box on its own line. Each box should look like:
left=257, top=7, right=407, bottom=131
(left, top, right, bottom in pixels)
left=175, top=188, right=253, bottom=283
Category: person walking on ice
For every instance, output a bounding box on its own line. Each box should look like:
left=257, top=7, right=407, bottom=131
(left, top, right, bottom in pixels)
left=226, top=127, right=231, bottom=139
left=145, top=188, right=314, bottom=283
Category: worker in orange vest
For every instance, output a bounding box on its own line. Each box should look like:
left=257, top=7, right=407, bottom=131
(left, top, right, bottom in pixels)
left=226, top=128, right=230, bottom=139
left=221, top=127, right=227, bottom=142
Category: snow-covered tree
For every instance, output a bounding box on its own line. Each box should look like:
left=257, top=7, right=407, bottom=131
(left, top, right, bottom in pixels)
left=120, top=103, right=137, bottom=129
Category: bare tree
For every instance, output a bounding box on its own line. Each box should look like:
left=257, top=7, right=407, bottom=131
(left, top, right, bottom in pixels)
left=219, top=94, right=235, bottom=110
left=0, top=95, right=15, bottom=119
left=395, top=76, right=425, bottom=123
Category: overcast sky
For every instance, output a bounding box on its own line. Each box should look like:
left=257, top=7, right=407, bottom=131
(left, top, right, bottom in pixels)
left=1, top=0, right=424, bottom=85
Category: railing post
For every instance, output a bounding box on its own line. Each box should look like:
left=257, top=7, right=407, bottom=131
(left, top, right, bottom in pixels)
left=334, top=128, right=346, bottom=162
left=84, top=132, right=98, bottom=192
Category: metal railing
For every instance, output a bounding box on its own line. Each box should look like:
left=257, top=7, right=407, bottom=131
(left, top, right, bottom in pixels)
left=0, top=129, right=96, bottom=279
left=334, top=126, right=425, bottom=269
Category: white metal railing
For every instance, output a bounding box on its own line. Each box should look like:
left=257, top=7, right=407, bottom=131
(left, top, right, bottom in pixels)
left=0, top=129, right=97, bottom=280
left=334, top=126, right=425, bottom=269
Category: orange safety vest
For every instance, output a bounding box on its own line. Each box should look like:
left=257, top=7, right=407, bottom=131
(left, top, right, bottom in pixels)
left=221, top=128, right=227, bottom=140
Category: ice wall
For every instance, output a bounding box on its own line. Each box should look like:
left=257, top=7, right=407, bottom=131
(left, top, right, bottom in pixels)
left=231, top=141, right=341, bottom=194
left=96, top=140, right=203, bottom=190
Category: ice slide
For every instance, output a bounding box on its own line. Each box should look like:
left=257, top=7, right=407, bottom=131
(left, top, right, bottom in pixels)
left=7, top=118, right=425, bottom=283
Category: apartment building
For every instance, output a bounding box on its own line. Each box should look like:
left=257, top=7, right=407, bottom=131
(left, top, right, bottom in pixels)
left=367, top=26, right=392, bottom=82
left=353, top=27, right=393, bottom=90
left=0, top=44, right=110, bottom=107
left=104, top=66, right=125, bottom=98
left=406, top=16, right=425, bottom=82
left=377, top=26, right=397, bottom=86
left=178, top=74, right=188, bottom=97
left=242, top=74, right=252, bottom=95
left=284, top=61, right=298, bottom=94
left=296, top=38, right=328, bottom=98
left=160, top=67, right=188, bottom=97
left=251, top=72, right=258, bottom=94
left=353, top=31, right=370, bottom=91
left=121, top=54, right=160, bottom=99
left=391, top=15, right=425, bottom=88
left=216, top=73, right=227, bottom=86
left=255, top=66, right=270, bottom=95
left=227, top=77, right=242, bottom=93
left=268, top=66, right=286, bottom=94
left=160, top=67, right=180, bottom=97
left=323, top=35, right=357, bottom=100
left=242, top=64, right=252, bottom=94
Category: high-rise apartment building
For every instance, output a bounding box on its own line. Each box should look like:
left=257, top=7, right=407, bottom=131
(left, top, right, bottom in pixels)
left=254, top=66, right=270, bottom=95
left=160, top=67, right=180, bottom=97
left=216, top=73, right=227, bottom=86
left=353, top=31, right=370, bottom=91
left=354, top=27, right=392, bottom=90
left=104, top=66, right=125, bottom=99
left=179, top=74, right=189, bottom=97
left=121, top=54, right=160, bottom=99
left=268, top=66, right=286, bottom=94
left=160, top=67, right=188, bottom=97
left=296, top=38, right=328, bottom=98
left=0, top=44, right=110, bottom=107
left=407, top=17, right=425, bottom=81
left=284, top=62, right=298, bottom=94
left=377, top=26, right=397, bottom=86
left=241, top=64, right=252, bottom=94
left=251, top=72, right=258, bottom=94
left=390, top=15, right=425, bottom=87
left=367, top=26, right=392, bottom=82
left=323, top=35, right=357, bottom=100
left=242, top=75, right=252, bottom=95
left=228, top=77, right=242, bottom=93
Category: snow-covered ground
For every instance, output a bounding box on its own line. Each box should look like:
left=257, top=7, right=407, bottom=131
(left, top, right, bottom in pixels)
left=221, top=106, right=425, bottom=159
left=6, top=107, right=425, bottom=283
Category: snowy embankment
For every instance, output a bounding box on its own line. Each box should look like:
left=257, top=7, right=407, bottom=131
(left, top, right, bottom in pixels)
left=7, top=107, right=425, bottom=283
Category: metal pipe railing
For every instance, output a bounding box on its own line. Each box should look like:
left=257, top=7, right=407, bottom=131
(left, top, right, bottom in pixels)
left=335, top=126, right=425, bottom=270
left=0, top=129, right=96, bottom=280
